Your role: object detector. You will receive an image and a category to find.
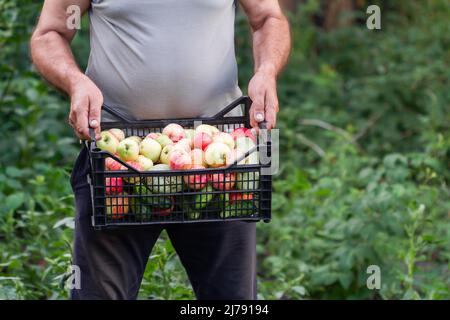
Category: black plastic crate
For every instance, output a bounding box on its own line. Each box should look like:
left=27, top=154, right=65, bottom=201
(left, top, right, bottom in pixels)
left=85, top=96, right=272, bottom=229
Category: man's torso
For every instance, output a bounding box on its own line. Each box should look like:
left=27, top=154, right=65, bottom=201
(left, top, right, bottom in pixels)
left=86, top=0, right=242, bottom=121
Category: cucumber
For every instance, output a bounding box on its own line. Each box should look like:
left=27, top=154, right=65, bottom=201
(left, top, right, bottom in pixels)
left=192, top=184, right=215, bottom=210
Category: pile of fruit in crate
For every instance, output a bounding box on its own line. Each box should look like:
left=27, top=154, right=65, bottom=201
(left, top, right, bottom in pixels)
left=95, top=123, right=259, bottom=220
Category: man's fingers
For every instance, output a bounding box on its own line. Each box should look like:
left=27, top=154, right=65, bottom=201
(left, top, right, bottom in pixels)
left=89, top=95, right=103, bottom=140
left=71, top=96, right=90, bottom=140
left=249, top=97, right=265, bottom=128
left=265, top=91, right=278, bottom=130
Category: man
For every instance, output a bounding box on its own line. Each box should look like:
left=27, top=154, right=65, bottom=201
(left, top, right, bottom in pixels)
left=31, top=0, right=290, bottom=300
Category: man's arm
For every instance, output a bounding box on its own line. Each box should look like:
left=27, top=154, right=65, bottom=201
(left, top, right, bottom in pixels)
left=30, top=0, right=102, bottom=140
left=239, top=0, right=291, bottom=130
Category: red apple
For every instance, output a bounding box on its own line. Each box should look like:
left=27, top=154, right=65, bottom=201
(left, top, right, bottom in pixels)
left=169, top=149, right=192, bottom=170
left=105, top=177, right=123, bottom=195
left=119, top=161, right=143, bottom=171
left=174, top=138, right=192, bottom=153
left=183, top=165, right=208, bottom=190
left=105, top=157, right=122, bottom=171
left=193, top=132, right=213, bottom=151
left=230, top=127, right=256, bottom=143
left=162, top=123, right=185, bottom=143
left=208, top=172, right=236, bottom=190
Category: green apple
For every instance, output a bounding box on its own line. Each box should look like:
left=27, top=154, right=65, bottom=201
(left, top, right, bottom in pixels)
left=117, top=138, right=140, bottom=161
left=156, top=134, right=173, bottom=149
left=140, top=138, right=162, bottom=162
left=137, top=155, right=154, bottom=171
left=204, top=142, right=231, bottom=167
left=97, top=131, right=120, bottom=154
left=160, top=144, right=174, bottom=165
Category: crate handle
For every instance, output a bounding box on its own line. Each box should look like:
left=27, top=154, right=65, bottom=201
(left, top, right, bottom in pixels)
left=98, top=96, right=251, bottom=124
left=210, top=96, right=251, bottom=119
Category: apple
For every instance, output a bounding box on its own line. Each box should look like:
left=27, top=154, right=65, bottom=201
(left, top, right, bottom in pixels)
left=148, top=164, right=183, bottom=193
left=106, top=196, right=129, bottom=219
left=169, top=148, right=192, bottom=170
left=174, top=138, right=192, bottom=153
left=208, top=172, right=236, bottom=190
left=119, top=160, right=143, bottom=171
left=137, top=155, right=154, bottom=171
left=146, top=132, right=161, bottom=140
left=230, top=127, right=256, bottom=143
left=195, top=124, right=219, bottom=137
left=204, top=142, right=231, bottom=167
left=108, top=128, right=125, bottom=142
left=127, top=136, right=142, bottom=145
left=190, top=149, right=206, bottom=167
left=117, top=138, right=140, bottom=161
left=193, top=132, right=213, bottom=151
left=235, top=136, right=256, bottom=153
left=156, top=134, right=173, bottom=149
left=225, top=149, right=245, bottom=166
left=160, top=144, right=174, bottom=165
left=184, top=129, right=195, bottom=148
left=97, top=131, right=119, bottom=154
left=105, top=177, right=123, bottom=194
left=105, top=157, right=122, bottom=171
left=183, top=165, right=208, bottom=190
left=213, top=132, right=235, bottom=149
left=139, top=138, right=162, bottom=162
left=162, top=123, right=185, bottom=143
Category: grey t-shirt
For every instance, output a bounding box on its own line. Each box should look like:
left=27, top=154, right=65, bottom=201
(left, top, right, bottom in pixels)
left=86, top=0, right=243, bottom=122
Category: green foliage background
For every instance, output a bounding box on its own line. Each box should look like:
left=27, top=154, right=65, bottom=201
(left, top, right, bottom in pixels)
left=0, top=0, right=449, bottom=299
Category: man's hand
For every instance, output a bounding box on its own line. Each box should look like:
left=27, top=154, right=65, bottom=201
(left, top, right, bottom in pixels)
left=248, top=66, right=278, bottom=130
left=69, top=74, right=103, bottom=140
left=30, top=0, right=97, bottom=140
left=240, top=0, right=291, bottom=130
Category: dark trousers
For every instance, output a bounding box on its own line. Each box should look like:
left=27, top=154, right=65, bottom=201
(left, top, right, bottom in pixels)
left=70, top=147, right=257, bottom=300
